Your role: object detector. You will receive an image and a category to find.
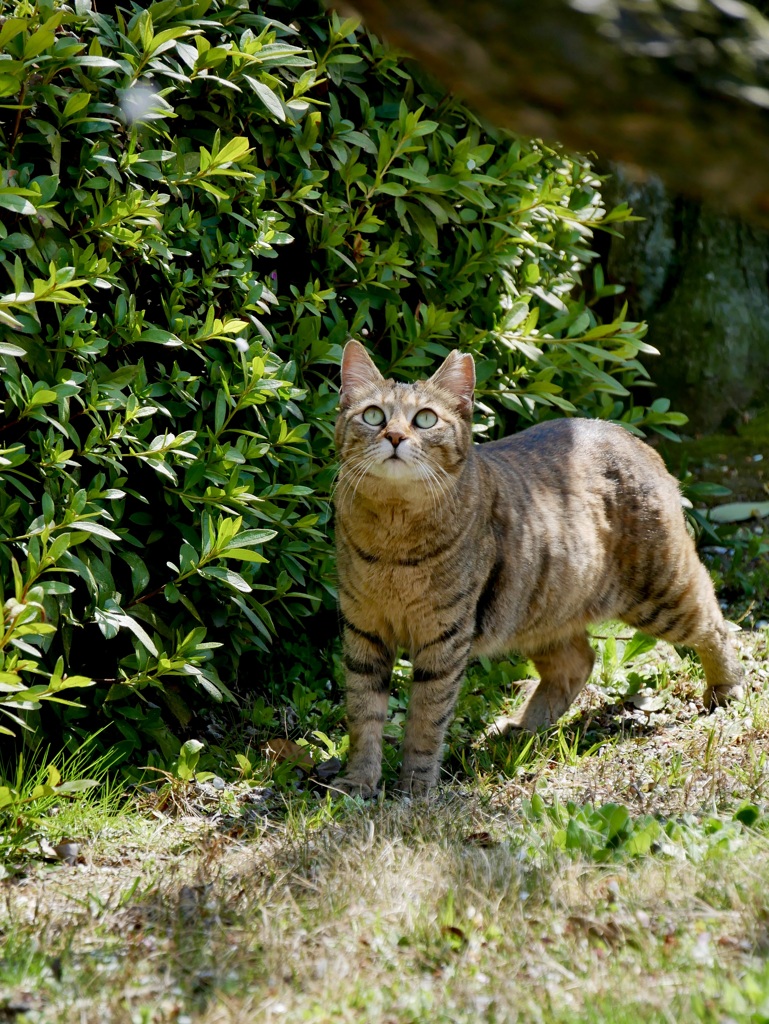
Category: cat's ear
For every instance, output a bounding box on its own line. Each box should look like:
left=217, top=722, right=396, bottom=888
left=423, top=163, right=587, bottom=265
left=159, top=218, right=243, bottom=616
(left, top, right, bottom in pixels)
left=340, top=339, right=383, bottom=408
left=429, top=349, right=475, bottom=414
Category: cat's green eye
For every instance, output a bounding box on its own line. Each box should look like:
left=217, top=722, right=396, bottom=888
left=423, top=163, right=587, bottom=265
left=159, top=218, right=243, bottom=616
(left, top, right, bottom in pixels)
left=414, top=409, right=438, bottom=429
left=362, top=406, right=385, bottom=426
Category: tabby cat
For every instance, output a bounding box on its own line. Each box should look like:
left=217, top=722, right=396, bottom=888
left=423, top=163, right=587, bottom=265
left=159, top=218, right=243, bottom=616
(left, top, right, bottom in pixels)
left=334, top=340, right=745, bottom=796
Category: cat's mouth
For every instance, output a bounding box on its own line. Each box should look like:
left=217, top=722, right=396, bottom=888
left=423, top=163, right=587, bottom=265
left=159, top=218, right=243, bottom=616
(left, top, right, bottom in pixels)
left=367, top=449, right=422, bottom=482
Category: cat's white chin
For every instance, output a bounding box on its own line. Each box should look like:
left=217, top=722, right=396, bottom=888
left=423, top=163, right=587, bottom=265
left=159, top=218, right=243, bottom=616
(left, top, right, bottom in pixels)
left=367, top=455, right=423, bottom=483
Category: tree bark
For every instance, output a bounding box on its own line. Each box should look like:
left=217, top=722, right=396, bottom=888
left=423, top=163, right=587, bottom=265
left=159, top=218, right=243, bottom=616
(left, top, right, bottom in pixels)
left=606, top=173, right=769, bottom=431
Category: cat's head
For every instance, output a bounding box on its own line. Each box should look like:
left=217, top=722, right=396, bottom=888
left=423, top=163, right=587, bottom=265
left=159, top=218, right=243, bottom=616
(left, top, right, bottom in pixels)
left=335, top=340, right=475, bottom=496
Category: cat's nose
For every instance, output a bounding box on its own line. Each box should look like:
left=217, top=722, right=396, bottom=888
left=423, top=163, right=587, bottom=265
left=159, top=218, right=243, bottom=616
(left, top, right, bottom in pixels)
left=384, top=427, right=407, bottom=448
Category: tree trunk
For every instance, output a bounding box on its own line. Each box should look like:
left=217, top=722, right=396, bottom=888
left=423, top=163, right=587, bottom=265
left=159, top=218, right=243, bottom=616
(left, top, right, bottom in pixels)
left=606, top=173, right=769, bottom=431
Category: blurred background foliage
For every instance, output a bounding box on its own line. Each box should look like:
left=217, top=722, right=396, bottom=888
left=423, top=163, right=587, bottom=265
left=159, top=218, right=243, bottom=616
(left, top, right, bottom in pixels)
left=0, top=0, right=687, bottom=768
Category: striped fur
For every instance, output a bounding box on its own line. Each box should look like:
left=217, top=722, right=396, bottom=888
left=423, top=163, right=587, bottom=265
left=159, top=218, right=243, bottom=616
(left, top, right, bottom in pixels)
left=334, top=341, right=745, bottom=796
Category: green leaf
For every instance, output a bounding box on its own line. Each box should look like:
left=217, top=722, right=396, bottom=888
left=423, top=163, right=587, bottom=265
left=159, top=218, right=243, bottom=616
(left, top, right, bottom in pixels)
left=0, top=192, right=36, bottom=216
left=26, top=389, right=58, bottom=408
left=214, top=390, right=227, bottom=435
left=71, top=55, right=123, bottom=68
left=708, top=501, right=769, bottom=524
left=119, top=612, right=158, bottom=656
left=37, top=581, right=75, bottom=595
left=140, top=328, right=183, bottom=346
left=214, top=137, right=251, bottom=166
left=411, top=119, right=438, bottom=137
left=599, top=804, right=630, bottom=842
left=0, top=342, right=25, bottom=357
left=196, top=180, right=230, bottom=200
left=0, top=310, right=24, bottom=329
left=63, top=93, right=91, bottom=119
left=148, top=25, right=190, bottom=55
left=374, top=182, right=407, bottom=197
left=198, top=566, right=252, bottom=592
left=406, top=203, right=438, bottom=247
left=71, top=521, right=121, bottom=542
left=24, top=17, right=62, bottom=59
left=218, top=548, right=268, bottom=563
left=734, top=802, right=760, bottom=826
left=122, top=553, right=150, bottom=597
left=243, top=76, right=286, bottom=121
left=624, top=819, right=660, bottom=856
left=0, top=75, right=23, bottom=99
left=225, top=529, right=277, bottom=548
left=621, top=632, right=658, bottom=665
left=56, top=779, right=100, bottom=794
left=685, top=482, right=732, bottom=500
left=0, top=18, right=26, bottom=49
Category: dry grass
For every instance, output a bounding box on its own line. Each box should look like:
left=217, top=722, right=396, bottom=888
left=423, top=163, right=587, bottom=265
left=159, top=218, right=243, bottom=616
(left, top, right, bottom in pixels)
left=3, top=630, right=769, bottom=1024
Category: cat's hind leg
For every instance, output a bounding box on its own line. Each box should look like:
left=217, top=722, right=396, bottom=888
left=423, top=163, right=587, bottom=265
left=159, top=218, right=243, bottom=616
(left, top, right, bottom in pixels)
left=623, top=557, right=745, bottom=709
left=486, top=631, right=596, bottom=737
left=698, top=624, right=746, bottom=708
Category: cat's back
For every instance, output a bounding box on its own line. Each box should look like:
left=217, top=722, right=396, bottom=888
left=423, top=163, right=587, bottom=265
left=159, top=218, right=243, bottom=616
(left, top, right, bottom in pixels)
left=480, top=416, right=659, bottom=464
left=478, top=417, right=677, bottom=506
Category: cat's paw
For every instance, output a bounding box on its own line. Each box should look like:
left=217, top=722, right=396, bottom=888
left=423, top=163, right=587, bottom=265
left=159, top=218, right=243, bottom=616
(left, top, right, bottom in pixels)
left=482, top=681, right=567, bottom=738
left=333, top=774, right=380, bottom=799
left=484, top=700, right=559, bottom=736
left=395, top=776, right=437, bottom=797
left=704, top=682, right=746, bottom=709
left=482, top=715, right=522, bottom=741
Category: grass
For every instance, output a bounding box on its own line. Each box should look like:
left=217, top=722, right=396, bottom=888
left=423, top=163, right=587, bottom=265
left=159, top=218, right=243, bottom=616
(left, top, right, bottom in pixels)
left=2, top=629, right=769, bottom=1023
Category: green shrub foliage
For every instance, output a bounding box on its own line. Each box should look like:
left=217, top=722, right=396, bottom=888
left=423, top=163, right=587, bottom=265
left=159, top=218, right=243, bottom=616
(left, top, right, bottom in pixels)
left=0, top=0, right=682, bottom=762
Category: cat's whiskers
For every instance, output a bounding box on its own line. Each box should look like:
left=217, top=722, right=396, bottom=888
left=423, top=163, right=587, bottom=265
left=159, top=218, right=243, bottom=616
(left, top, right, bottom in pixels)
left=338, top=448, right=450, bottom=514
left=333, top=447, right=380, bottom=491
left=435, top=464, right=462, bottom=514
left=335, top=463, right=372, bottom=508
left=332, top=451, right=373, bottom=499
left=420, top=462, right=446, bottom=517
left=418, top=458, right=457, bottom=515
left=414, top=460, right=440, bottom=516
left=350, top=455, right=381, bottom=504
left=327, top=459, right=348, bottom=493
left=337, top=449, right=382, bottom=507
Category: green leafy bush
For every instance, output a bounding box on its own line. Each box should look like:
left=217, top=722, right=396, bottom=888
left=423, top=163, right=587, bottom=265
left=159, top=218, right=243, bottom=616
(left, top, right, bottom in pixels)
left=0, top=0, right=678, bottom=764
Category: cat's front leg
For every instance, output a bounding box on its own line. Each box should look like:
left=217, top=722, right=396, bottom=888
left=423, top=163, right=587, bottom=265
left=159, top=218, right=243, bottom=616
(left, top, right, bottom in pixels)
left=399, top=634, right=472, bottom=795
left=335, top=619, right=395, bottom=798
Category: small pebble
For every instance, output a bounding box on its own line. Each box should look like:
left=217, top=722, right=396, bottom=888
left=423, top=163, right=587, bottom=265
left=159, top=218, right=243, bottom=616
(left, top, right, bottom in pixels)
left=53, top=842, right=80, bottom=865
